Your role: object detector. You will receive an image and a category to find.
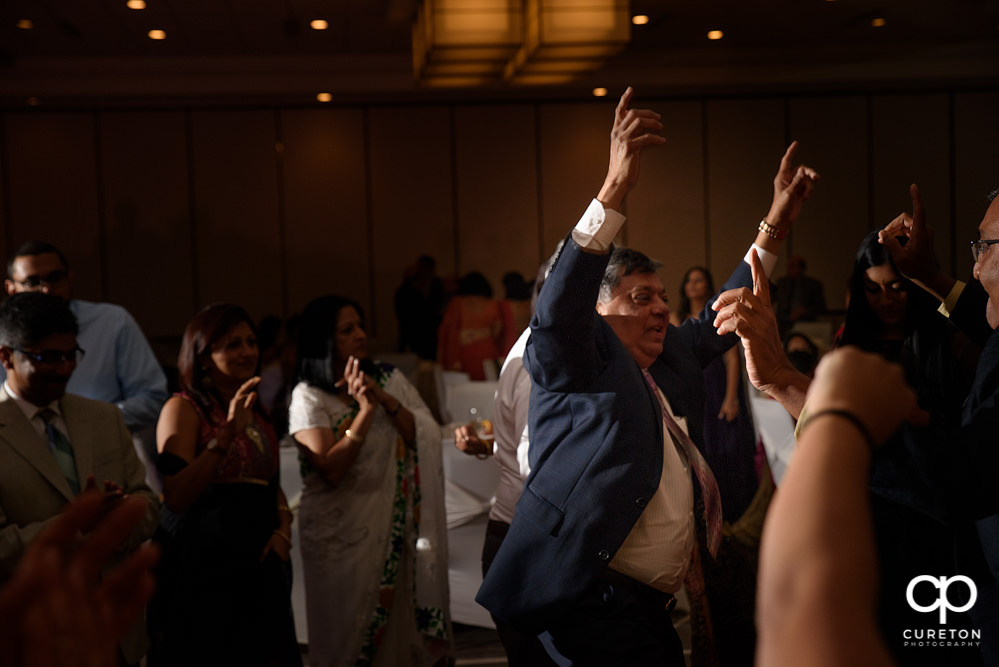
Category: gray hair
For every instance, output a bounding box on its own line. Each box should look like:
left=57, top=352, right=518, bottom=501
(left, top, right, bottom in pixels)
left=598, top=247, right=663, bottom=304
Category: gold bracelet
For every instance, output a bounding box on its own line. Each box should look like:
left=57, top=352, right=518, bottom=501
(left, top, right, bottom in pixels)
left=277, top=504, right=292, bottom=515
left=758, top=218, right=788, bottom=240
left=345, top=428, right=364, bottom=444
left=272, top=530, right=291, bottom=546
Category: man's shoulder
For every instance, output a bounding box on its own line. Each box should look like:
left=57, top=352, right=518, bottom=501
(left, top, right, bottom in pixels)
left=61, top=393, right=126, bottom=424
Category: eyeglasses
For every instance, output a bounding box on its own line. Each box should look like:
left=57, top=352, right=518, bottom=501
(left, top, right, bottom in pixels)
left=13, top=346, right=85, bottom=365
left=13, top=270, right=68, bottom=290
left=971, top=240, right=999, bottom=263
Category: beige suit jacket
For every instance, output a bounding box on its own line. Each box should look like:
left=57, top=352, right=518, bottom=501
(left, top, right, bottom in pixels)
left=0, top=390, right=159, bottom=662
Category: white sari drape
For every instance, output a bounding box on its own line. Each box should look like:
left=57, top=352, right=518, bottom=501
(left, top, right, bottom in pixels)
left=290, top=367, right=451, bottom=667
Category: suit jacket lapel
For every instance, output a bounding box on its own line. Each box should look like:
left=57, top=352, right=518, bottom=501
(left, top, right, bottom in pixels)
left=0, top=392, right=75, bottom=501
left=60, top=395, right=93, bottom=491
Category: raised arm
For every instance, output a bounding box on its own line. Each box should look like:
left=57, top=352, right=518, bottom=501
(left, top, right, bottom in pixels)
left=878, top=184, right=957, bottom=302
left=756, top=348, right=912, bottom=667
left=594, top=86, right=666, bottom=214
left=754, top=141, right=820, bottom=256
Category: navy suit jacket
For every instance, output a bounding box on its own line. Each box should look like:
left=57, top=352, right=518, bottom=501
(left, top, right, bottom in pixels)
left=476, top=237, right=753, bottom=629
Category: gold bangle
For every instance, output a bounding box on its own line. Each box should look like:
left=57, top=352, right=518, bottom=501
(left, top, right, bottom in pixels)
left=277, top=504, right=292, bottom=514
left=345, top=428, right=364, bottom=444
left=272, top=530, right=291, bottom=546
left=758, top=218, right=788, bottom=240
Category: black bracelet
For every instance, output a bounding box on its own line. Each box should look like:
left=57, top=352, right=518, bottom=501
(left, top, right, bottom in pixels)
left=805, top=409, right=877, bottom=450
left=387, top=400, right=402, bottom=417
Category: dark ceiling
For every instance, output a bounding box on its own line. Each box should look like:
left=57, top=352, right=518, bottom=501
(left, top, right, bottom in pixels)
left=1, top=0, right=998, bottom=108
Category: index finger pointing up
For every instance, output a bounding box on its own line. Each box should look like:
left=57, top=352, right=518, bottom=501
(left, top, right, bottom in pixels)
left=615, top=86, right=634, bottom=120
left=751, top=249, right=771, bottom=307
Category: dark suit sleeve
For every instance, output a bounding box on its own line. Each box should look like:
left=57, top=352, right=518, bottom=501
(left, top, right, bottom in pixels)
left=0, top=512, right=57, bottom=580
left=948, top=279, right=993, bottom=348
left=525, top=238, right=610, bottom=393
left=672, top=259, right=754, bottom=368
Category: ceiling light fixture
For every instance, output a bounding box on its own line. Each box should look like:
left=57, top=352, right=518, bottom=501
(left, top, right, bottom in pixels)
left=17, top=19, right=33, bottom=29
left=310, top=19, right=328, bottom=30
left=147, top=29, right=166, bottom=39
left=316, top=92, right=333, bottom=102
left=126, top=0, right=146, bottom=9
left=871, top=17, right=886, bottom=27
left=707, top=29, right=724, bottom=40
left=504, top=0, right=631, bottom=86
left=593, top=87, right=608, bottom=97
left=413, top=0, right=523, bottom=87
left=632, top=15, right=649, bottom=25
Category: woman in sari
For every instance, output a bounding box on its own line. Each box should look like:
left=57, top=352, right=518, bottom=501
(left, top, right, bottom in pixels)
left=289, top=295, right=451, bottom=667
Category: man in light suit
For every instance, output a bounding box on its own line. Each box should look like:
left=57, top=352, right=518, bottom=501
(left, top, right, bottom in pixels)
left=476, top=87, right=818, bottom=665
left=0, top=291, right=158, bottom=666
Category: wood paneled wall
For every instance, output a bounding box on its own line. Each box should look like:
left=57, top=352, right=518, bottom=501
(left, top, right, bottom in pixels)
left=1, top=89, right=996, bottom=360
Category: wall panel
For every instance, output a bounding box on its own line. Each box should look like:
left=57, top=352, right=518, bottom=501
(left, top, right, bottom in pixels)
left=788, top=96, right=869, bottom=310
left=190, top=110, right=283, bottom=320
left=871, top=94, right=952, bottom=273
left=281, top=108, right=369, bottom=315
left=705, top=99, right=787, bottom=281
left=454, top=105, right=540, bottom=297
left=4, top=112, right=103, bottom=300
left=538, top=102, right=613, bottom=255
left=368, top=106, right=453, bottom=350
left=628, top=100, right=706, bottom=306
left=100, top=111, right=193, bottom=338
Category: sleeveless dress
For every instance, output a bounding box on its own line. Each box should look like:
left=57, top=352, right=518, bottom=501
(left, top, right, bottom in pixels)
left=150, top=393, right=301, bottom=667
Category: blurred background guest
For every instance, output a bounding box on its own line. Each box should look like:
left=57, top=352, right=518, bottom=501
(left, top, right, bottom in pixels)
left=290, top=295, right=451, bottom=667
left=395, top=255, right=446, bottom=361
left=150, top=303, right=300, bottom=667
left=438, top=271, right=504, bottom=380
left=499, top=271, right=532, bottom=357
left=673, top=265, right=759, bottom=521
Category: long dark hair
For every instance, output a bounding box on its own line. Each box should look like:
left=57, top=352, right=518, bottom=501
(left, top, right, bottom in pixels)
left=839, top=229, right=956, bottom=416
left=177, top=303, right=259, bottom=411
left=677, top=266, right=715, bottom=320
left=296, top=295, right=381, bottom=394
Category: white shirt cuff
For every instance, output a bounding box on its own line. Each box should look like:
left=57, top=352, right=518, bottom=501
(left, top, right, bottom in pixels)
left=571, top=199, right=626, bottom=252
left=744, top=244, right=779, bottom=280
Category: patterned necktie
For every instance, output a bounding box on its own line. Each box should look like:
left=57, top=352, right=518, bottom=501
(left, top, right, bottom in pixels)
left=37, top=408, right=80, bottom=495
left=641, top=368, right=722, bottom=559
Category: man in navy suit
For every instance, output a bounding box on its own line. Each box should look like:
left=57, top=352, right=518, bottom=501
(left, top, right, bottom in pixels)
left=476, top=87, right=819, bottom=666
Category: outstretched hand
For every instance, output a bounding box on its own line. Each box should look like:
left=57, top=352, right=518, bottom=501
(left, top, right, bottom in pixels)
left=0, top=492, right=159, bottom=667
left=597, top=87, right=667, bottom=212
left=713, top=250, right=800, bottom=394
left=766, top=141, right=820, bottom=230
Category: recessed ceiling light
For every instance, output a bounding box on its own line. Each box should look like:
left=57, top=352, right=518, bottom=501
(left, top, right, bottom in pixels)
left=27, top=97, right=40, bottom=106
left=592, top=87, right=608, bottom=97
left=632, top=15, right=649, bottom=26
left=316, top=92, right=332, bottom=103
left=310, top=19, right=328, bottom=30
left=871, top=17, right=886, bottom=27
left=147, top=29, right=166, bottom=40
left=17, top=19, right=33, bottom=29
left=707, top=29, right=724, bottom=40
left=126, top=0, right=146, bottom=9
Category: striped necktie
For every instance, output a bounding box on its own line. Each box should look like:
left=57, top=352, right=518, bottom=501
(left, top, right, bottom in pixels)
left=641, top=368, right=722, bottom=559
left=37, top=408, right=80, bottom=495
